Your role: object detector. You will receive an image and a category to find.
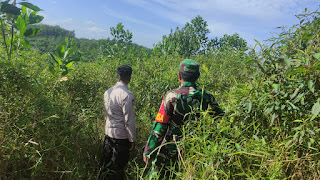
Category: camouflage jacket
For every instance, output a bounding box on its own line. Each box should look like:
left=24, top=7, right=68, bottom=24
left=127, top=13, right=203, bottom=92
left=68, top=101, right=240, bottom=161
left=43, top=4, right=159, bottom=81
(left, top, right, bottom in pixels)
left=144, top=81, right=224, bottom=161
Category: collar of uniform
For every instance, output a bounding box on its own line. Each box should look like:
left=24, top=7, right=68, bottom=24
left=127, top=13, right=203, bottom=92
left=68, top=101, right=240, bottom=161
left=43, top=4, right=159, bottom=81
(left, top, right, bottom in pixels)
left=181, top=81, right=196, bottom=87
left=116, top=81, right=128, bottom=88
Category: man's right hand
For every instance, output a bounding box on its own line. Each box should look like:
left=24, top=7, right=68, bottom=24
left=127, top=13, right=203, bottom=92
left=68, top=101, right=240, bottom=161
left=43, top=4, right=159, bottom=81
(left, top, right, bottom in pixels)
left=143, top=153, right=149, bottom=165
left=129, top=142, right=135, bottom=151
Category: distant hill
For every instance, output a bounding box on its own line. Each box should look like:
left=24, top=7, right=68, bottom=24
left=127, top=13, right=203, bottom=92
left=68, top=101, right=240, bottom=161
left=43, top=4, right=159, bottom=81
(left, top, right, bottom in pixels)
left=27, top=24, right=150, bottom=61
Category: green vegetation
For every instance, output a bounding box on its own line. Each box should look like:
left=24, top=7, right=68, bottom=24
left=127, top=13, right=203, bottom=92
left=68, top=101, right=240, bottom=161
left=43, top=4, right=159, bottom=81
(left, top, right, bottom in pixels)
left=26, top=24, right=149, bottom=63
left=154, top=15, right=247, bottom=57
left=1, top=1, right=320, bottom=179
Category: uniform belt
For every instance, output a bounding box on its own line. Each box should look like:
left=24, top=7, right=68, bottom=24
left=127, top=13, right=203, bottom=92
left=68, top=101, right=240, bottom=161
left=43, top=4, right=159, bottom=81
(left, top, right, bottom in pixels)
left=105, top=135, right=129, bottom=144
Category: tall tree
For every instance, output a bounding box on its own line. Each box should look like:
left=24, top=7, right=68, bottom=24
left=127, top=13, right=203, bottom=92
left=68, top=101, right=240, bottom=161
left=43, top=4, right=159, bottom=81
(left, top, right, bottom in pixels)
left=110, top=22, right=133, bottom=45
left=0, top=0, right=43, bottom=60
left=208, top=33, right=247, bottom=51
left=155, top=15, right=210, bottom=57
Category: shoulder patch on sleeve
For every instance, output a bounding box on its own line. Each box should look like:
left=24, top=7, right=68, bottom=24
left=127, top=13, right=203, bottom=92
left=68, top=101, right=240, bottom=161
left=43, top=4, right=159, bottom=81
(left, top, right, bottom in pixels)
left=155, top=98, right=169, bottom=123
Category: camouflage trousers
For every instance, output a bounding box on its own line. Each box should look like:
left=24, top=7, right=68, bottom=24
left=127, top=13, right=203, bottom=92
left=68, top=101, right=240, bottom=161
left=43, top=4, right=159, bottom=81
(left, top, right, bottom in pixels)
left=99, top=135, right=130, bottom=180
left=148, top=139, right=179, bottom=179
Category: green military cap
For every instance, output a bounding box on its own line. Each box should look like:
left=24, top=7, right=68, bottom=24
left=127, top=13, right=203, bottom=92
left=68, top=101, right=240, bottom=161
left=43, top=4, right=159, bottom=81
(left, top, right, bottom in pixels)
left=179, top=59, right=200, bottom=73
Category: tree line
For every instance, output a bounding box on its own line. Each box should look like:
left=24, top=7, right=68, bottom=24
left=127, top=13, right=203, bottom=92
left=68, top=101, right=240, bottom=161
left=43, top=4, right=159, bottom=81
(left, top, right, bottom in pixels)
left=26, top=16, right=247, bottom=61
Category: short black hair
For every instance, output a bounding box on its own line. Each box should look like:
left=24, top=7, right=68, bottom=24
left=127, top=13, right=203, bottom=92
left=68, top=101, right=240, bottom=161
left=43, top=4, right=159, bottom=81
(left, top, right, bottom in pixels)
left=117, top=65, right=132, bottom=81
left=179, top=70, right=200, bottom=82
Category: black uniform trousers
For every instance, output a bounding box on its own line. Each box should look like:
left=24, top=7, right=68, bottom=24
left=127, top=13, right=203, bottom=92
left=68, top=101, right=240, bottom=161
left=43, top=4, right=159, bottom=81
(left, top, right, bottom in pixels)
left=99, top=135, right=130, bottom=180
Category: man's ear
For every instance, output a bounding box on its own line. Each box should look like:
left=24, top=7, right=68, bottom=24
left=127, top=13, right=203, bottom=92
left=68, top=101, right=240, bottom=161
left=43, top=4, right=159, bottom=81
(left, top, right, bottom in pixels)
left=178, top=71, right=182, bottom=80
left=116, top=74, right=120, bottom=80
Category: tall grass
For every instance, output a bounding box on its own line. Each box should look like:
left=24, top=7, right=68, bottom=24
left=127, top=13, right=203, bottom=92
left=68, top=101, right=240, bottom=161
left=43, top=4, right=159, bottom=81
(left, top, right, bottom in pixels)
left=1, top=8, right=320, bottom=180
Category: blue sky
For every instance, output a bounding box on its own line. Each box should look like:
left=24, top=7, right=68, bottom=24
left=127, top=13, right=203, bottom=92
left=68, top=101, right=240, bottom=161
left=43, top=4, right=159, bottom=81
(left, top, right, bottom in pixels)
left=27, top=0, right=319, bottom=48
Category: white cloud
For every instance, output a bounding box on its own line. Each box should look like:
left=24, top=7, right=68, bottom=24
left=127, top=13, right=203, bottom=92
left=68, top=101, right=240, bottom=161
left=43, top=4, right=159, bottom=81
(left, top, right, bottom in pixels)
left=103, top=6, right=167, bottom=31
left=207, top=22, right=259, bottom=47
left=125, top=0, right=319, bottom=26
left=125, top=0, right=189, bottom=25
left=49, top=0, right=57, bottom=4
left=207, top=23, right=234, bottom=36
left=85, top=20, right=96, bottom=26
left=40, top=13, right=73, bottom=26
left=38, top=13, right=109, bottom=40
left=133, top=32, right=163, bottom=47
left=125, top=0, right=319, bottom=47
left=182, top=0, right=288, bottom=19
left=88, top=26, right=107, bottom=34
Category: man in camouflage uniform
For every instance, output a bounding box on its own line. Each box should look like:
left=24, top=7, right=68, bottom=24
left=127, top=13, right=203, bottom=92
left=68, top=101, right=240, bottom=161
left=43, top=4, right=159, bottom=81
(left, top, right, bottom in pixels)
left=143, top=59, right=224, bottom=179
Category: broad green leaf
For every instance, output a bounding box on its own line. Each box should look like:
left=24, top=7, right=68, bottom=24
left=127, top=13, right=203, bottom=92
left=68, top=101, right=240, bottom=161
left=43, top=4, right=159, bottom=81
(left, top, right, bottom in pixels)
left=24, top=28, right=41, bottom=37
left=302, top=36, right=314, bottom=40
left=293, top=93, right=304, bottom=104
left=16, top=15, right=27, bottom=35
left=284, top=58, right=291, bottom=67
left=308, top=80, right=314, bottom=93
left=21, top=5, right=27, bottom=14
left=202, top=64, right=208, bottom=74
left=63, top=50, right=69, bottom=59
left=311, top=101, right=320, bottom=118
left=261, top=137, right=266, bottom=145
left=56, top=57, right=62, bottom=66
left=293, top=120, right=303, bottom=123
left=286, top=67, right=310, bottom=76
left=65, top=61, right=73, bottom=68
left=18, top=2, right=42, bottom=11
left=310, top=138, right=315, bottom=144
left=288, top=101, right=299, bottom=110
left=49, top=53, right=62, bottom=66
left=293, top=124, right=303, bottom=131
left=290, top=87, right=300, bottom=99
left=29, top=12, right=44, bottom=24
left=314, top=53, right=320, bottom=60
left=299, top=132, right=304, bottom=144
left=265, top=107, right=273, bottom=114
left=1, top=3, right=21, bottom=15
left=56, top=45, right=65, bottom=59
left=272, top=84, right=280, bottom=92
left=49, top=66, right=55, bottom=74
left=270, top=113, right=276, bottom=126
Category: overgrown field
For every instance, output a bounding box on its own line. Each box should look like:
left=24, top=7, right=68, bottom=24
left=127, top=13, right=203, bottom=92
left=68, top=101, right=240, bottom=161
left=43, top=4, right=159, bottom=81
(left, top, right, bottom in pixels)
left=1, top=3, right=320, bottom=180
